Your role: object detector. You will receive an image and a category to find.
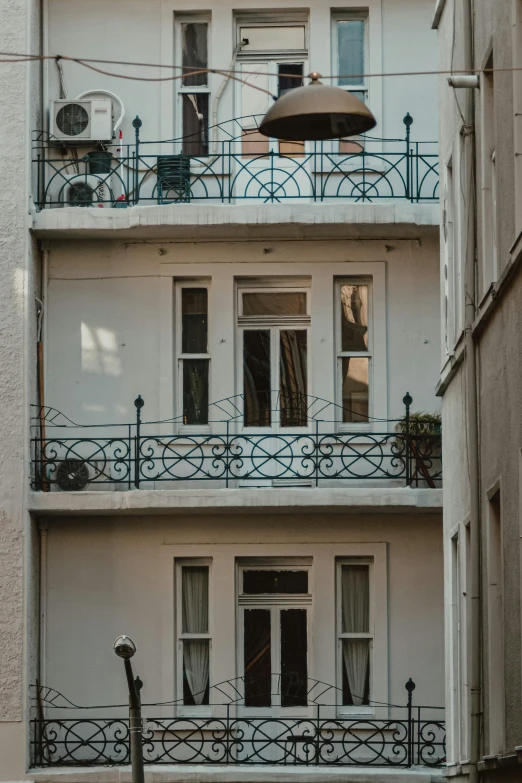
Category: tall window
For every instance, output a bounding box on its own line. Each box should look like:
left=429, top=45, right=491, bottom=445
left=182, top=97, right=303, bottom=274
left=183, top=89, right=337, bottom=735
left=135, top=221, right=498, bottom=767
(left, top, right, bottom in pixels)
left=238, top=561, right=311, bottom=708
left=487, top=490, right=504, bottom=753
left=238, top=284, right=310, bottom=427
left=332, top=13, right=367, bottom=153
left=176, top=16, right=210, bottom=155
left=336, top=281, right=371, bottom=423
left=176, top=561, right=211, bottom=706
left=176, top=283, right=210, bottom=425
left=337, top=561, right=372, bottom=710
left=236, top=16, right=307, bottom=157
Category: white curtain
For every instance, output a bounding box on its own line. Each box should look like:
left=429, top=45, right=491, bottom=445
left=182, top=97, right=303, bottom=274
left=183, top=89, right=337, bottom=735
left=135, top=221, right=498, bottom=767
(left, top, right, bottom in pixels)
left=182, top=567, right=209, bottom=705
left=341, top=566, right=370, bottom=706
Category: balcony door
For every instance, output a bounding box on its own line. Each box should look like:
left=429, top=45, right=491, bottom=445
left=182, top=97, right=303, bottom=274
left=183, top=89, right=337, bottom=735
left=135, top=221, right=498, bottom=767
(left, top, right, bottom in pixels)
left=237, top=562, right=312, bottom=718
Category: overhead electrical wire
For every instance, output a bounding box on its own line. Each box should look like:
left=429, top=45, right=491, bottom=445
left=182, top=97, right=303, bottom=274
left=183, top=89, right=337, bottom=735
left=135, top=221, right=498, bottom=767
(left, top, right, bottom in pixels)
left=0, top=50, right=512, bottom=86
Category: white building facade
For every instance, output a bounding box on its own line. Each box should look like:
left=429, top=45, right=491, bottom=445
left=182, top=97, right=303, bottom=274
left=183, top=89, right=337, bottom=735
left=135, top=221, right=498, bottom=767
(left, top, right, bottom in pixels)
left=1, top=1, right=445, bottom=781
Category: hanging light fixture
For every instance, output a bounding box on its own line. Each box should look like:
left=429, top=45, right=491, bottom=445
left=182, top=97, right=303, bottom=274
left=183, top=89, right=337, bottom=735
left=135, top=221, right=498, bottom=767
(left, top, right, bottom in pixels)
left=259, top=72, right=376, bottom=141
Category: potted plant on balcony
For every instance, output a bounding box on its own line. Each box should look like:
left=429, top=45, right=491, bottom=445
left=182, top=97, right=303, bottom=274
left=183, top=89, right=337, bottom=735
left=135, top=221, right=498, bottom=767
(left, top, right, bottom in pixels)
left=394, top=412, right=442, bottom=487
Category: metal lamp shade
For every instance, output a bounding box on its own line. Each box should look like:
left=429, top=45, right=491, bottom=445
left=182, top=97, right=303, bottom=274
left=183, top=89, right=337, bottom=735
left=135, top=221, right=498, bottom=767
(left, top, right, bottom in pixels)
left=259, top=77, right=376, bottom=141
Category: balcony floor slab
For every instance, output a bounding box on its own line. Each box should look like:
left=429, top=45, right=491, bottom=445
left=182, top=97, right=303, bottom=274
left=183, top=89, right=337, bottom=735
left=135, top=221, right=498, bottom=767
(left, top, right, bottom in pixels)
left=28, top=487, right=443, bottom=516
left=31, top=203, right=440, bottom=240
left=29, top=766, right=445, bottom=783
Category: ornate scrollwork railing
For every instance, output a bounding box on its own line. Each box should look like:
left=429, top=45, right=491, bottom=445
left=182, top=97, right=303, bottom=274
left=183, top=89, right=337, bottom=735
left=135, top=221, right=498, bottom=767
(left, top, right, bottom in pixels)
left=32, top=112, right=438, bottom=209
left=30, top=678, right=445, bottom=768
left=30, top=393, right=442, bottom=490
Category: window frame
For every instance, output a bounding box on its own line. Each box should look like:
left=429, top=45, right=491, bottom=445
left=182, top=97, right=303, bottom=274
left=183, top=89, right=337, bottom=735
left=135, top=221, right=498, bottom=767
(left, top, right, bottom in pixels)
left=335, top=278, right=373, bottom=430
left=175, top=558, right=213, bottom=717
left=174, top=13, right=211, bottom=156
left=236, top=281, right=311, bottom=431
left=175, top=279, right=211, bottom=432
left=336, top=557, right=374, bottom=716
left=237, top=558, right=313, bottom=714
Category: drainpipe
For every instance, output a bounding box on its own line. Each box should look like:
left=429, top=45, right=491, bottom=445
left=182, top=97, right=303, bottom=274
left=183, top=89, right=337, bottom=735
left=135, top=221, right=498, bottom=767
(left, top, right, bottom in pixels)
left=462, top=0, right=481, bottom=779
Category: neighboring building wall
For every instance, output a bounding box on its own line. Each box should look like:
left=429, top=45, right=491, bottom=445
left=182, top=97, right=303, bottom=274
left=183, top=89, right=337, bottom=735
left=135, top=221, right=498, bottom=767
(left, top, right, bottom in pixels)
left=0, top=0, right=40, bottom=779
left=435, top=0, right=522, bottom=778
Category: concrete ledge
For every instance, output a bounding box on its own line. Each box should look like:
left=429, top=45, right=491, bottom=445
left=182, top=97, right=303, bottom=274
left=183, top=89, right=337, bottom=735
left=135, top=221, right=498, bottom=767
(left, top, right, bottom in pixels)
left=29, top=765, right=445, bottom=783
left=31, top=203, right=440, bottom=240
left=28, top=487, right=443, bottom=516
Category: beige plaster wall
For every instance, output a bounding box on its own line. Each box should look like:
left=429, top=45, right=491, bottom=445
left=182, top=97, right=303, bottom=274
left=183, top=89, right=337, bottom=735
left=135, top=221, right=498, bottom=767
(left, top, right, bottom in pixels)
left=42, top=513, right=444, bottom=713
left=44, top=235, right=441, bottom=426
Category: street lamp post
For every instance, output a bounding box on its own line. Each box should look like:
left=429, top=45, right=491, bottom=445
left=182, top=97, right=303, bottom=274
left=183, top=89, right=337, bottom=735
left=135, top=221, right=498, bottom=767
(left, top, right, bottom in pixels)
left=114, top=635, right=145, bottom=783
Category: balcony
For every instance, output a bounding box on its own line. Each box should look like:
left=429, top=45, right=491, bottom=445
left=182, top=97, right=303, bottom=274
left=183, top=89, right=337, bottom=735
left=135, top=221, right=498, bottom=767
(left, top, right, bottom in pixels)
left=30, top=394, right=442, bottom=492
left=31, top=678, right=445, bottom=769
left=33, top=113, right=438, bottom=210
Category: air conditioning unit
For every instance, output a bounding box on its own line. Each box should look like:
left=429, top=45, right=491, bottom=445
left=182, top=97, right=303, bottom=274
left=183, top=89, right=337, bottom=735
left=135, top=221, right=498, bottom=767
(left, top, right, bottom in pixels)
left=60, top=174, right=114, bottom=208
left=50, top=99, right=113, bottom=143
left=50, top=459, right=116, bottom=492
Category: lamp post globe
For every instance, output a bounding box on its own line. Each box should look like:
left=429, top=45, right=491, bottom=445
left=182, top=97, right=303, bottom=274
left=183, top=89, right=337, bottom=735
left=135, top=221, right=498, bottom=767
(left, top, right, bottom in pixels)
left=259, top=72, right=377, bottom=141
left=113, top=635, right=137, bottom=660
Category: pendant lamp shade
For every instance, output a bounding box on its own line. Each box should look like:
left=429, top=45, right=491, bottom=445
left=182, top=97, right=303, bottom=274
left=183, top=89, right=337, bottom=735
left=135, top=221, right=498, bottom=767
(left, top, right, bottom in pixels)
left=259, top=73, right=376, bottom=141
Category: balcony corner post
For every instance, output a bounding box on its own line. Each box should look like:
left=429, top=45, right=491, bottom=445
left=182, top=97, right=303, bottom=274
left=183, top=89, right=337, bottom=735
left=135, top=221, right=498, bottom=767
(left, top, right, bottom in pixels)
left=134, top=395, right=144, bottom=489
left=403, top=113, right=413, bottom=200
left=132, top=116, right=142, bottom=204
left=405, top=677, right=416, bottom=768
left=403, top=392, right=413, bottom=486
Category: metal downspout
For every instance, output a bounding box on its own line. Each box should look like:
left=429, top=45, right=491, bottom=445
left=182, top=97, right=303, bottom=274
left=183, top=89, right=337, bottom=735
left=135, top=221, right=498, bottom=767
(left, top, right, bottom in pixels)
left=462, top=0, right=481, bottom=779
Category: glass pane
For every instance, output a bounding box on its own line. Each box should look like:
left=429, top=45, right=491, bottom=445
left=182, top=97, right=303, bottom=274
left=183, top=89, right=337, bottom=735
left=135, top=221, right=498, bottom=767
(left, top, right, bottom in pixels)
left=244, top=609, right=271, bottom=707
left=242, top=129, right=270, bottom=158
left=243, top=570, right=308, bottom=594
left=183, top=359, right=209, bottom=425
left=182, top=288, right=207, bottom=354
left=279, top=140, right=305, bottom=157
left=240, top=25, right=306, bottom=52
left=341, top=357, right=369, bottom=422
left=182, top=23, right=208, bottom=87
left=182, top=94, right=209, bottom=156
left=341, top=285, right=368, bottom=351
left=281, top=609, right=308, bottom=707
left=280, top=330, right=307, bottom=427
left=341, top=565, right=369, bottom=633
left=183, top=639, right=210, bottom=705
left=337, top=20, right=365, bottom=86
left=182, top=566, right=209, bottom=632
left=244, top=330, right=271, bottom=426
left=342, top=639, right=370, bottom=706
left=243, top=292, right=307, bottom=316
left=278, top=63, right=304, bottom=96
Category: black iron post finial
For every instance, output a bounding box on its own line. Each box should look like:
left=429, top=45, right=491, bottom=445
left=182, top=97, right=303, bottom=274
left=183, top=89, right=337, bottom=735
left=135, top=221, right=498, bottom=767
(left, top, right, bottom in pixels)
left=405, top=677, right=416, bottom=696
left=403, top=112, right=413, bottom=130
left=403, top=391, right=413, bottom=410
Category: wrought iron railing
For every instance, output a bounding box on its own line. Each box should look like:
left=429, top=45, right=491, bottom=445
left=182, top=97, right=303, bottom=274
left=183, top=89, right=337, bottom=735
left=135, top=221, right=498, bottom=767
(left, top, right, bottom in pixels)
left=31, top=678, right=445, bottom=768
left=30, top=393, right=442, bottom=490
left=33, top=113, right=438, bottom=208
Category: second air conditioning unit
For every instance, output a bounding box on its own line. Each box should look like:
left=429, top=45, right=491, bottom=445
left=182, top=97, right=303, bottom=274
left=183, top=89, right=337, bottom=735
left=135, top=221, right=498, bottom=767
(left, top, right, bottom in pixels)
left=60, top=174, right=114, bottom=207
left=50, top=99, right=113, bottom=143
